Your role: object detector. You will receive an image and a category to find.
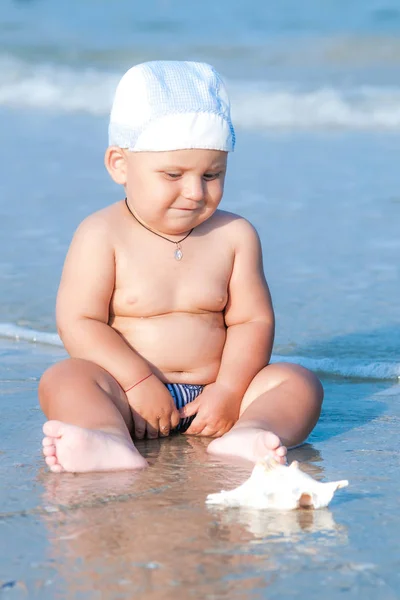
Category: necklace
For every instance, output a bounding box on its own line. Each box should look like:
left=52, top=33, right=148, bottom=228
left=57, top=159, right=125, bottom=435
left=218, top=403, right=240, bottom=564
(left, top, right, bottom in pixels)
left=124, top=198, right=193, bottom=261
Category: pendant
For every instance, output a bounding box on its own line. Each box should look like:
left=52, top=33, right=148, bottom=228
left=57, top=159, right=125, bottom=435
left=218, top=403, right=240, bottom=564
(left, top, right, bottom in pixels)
left=174, top=245, right=183, bottom=261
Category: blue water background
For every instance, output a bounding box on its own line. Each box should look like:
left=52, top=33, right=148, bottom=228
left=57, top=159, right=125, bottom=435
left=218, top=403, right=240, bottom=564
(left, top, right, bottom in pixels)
left=0, top=0, right=399, bottom=380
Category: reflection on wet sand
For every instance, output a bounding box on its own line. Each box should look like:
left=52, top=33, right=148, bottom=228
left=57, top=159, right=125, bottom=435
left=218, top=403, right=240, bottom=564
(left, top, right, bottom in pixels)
left=209, top=504, right=347, bottom=541
left=39, top=438, right=348, bottom=599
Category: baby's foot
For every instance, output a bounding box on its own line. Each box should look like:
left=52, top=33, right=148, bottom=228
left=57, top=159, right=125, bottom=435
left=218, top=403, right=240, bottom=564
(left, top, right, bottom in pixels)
left=42, top=420, right=148, bottom=473
left=207, top=427, right=287, bottom=464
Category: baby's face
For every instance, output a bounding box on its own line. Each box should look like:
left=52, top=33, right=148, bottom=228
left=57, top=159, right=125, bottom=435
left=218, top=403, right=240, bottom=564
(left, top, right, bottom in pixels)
left=123, top=149, right=228, bottom=235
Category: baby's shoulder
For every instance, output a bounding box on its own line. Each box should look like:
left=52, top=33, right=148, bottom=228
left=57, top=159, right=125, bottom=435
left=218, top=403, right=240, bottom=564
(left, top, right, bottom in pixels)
left=73, top=201, right=122, bottom=242
left=211, top=210, right=259, bottom=243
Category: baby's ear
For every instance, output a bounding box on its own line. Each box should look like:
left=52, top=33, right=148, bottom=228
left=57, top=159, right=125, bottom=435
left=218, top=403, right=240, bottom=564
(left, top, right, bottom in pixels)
left=104, top=146, right=127, bottom=185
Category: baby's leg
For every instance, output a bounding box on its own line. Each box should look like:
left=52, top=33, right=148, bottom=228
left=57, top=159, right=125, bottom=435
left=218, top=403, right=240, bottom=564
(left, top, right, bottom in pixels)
left=207, top=363, right=323, bottom=464
left=39, top=358, right=147, bottom=473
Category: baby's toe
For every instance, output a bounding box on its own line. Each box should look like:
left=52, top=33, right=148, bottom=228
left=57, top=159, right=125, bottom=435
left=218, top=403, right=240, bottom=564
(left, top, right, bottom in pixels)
left=49, top=464, right=64, bottom=474
left=270, top=445, right=287, bottom=464
left=42, top=436, right=55, bottom=447
left=264, top=431, right=281, bottom=450
left=45, top=455, right=58, bottom=467
left=43, top=420, right=65, bottom=439
left=43, top=445, right=56, bottom=457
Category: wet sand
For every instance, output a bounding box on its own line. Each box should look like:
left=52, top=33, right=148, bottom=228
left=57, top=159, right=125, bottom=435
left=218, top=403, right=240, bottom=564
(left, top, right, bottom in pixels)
left=1, top=340, right=400, bottom=599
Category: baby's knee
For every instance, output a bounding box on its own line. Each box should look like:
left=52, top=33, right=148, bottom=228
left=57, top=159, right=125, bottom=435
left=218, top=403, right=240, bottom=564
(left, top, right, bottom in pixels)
left=38, top=358, right=89, bottom=406
left=278, top=363, right=324, bottom=407
left=38, top=359, right=71, bottom=407
left=38, top=358, right=121, bottom=410
left=263, top=362, right=323, bottom=407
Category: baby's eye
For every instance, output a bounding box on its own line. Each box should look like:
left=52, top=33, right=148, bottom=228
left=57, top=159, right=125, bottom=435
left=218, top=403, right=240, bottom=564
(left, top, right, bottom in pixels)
left=203, top=172, right=221, bottom=181
left=165, top=172, right=181, bottom=179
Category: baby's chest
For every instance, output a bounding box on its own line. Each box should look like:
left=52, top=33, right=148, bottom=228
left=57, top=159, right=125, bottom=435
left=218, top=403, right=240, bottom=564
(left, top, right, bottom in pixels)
left=112, top=244, right=233, bottom=316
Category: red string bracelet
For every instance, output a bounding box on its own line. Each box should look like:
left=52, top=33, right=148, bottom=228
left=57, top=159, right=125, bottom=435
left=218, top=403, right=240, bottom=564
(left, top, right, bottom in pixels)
left=124, top=373, right=153, bottom=393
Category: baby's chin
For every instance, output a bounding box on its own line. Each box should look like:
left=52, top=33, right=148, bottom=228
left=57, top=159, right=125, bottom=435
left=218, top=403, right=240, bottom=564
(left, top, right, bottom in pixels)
left=167, top=206, right=215, bottom=228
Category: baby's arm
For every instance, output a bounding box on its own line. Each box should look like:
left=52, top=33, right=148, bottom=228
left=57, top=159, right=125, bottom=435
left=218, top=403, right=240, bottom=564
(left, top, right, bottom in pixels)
left=56, top=213, right=151, bottom=390
left=216, top=218, right=275, bottom=399
left=182, top=218, right=274, bottom=436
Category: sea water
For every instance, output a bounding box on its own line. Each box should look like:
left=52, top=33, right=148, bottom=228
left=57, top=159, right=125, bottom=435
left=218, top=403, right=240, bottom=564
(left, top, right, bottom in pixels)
left=0, top=0, right=399, bottom=381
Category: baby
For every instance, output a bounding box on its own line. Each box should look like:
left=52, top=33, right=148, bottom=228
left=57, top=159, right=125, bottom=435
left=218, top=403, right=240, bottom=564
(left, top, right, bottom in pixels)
left=40, top=61, right=323, bottom=473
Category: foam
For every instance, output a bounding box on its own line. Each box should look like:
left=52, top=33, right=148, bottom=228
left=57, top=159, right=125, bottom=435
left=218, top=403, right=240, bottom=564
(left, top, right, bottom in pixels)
left=2, top=55, right=400, bottom=130
left=1, top=323, right=399, bottom=381
left=270, top=355, right=400, bottom=382
left=0, top=323, right=63, bottom=347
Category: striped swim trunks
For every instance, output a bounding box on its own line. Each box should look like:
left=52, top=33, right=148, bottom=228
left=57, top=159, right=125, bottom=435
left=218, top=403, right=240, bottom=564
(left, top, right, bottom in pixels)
left=165, top=383, right=204, bottom=432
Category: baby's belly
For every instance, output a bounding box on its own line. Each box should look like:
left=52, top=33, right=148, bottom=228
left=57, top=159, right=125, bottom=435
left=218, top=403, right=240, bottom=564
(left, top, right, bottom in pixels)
left=111, top=311, right=226, bottom=384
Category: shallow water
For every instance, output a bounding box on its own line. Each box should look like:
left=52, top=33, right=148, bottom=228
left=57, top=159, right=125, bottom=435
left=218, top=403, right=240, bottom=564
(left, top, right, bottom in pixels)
left=1, top=344, right=399, bottom=599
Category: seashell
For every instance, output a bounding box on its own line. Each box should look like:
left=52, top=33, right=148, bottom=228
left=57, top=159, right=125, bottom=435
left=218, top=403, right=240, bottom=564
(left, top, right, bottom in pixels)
left=206, top=457, right=348, bottom=510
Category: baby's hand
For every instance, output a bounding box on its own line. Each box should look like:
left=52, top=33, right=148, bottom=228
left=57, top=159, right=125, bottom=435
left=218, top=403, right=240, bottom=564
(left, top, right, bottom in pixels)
left=125, top=375, right=180, bottom=439
left=182, top=382, right=241, bottom=437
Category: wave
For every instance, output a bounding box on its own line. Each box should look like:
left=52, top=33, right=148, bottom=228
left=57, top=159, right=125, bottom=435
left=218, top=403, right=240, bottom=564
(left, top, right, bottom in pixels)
left=2, top=55, right=400, bottom=130
left=0, top=323, right=63, bottom=347
left=270, top=355, right=400, bottom=382
left=231, top=83, right=400, bottom=130
left=1, top=323, right=399, bottom=381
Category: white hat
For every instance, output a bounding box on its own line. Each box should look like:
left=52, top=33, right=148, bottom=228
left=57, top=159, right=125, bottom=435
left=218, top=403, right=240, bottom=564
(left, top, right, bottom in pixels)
left=108, top=61, right=235, bottom=152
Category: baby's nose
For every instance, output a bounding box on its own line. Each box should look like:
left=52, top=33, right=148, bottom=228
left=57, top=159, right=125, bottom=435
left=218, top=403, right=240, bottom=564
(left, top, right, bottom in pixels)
left=183, top=178, right=204, bottom=201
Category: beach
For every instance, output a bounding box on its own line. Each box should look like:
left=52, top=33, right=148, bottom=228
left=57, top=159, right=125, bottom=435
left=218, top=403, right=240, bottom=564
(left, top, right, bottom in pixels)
left=1, top=1, right=400, bottom=597
left=1, top=352, right=399, bottom=598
